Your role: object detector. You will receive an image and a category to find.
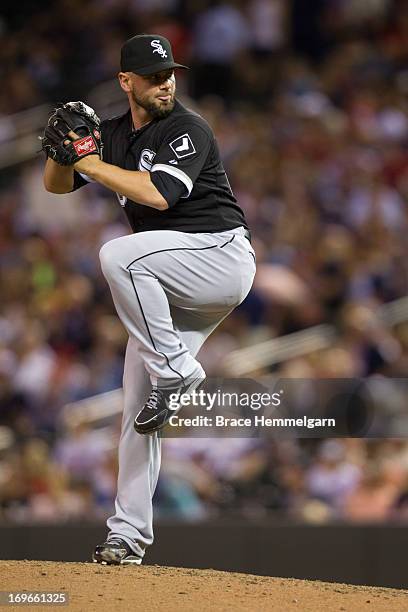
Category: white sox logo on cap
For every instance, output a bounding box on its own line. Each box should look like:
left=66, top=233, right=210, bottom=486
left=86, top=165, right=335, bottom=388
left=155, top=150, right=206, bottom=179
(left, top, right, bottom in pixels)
left=151, top=40, right=167, bottom=59
left=120, top=34, right=189, bottom=73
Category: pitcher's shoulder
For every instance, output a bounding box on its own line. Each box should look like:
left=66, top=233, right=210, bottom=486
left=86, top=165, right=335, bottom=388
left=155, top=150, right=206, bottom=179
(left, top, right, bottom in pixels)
left=167, top=100, right=213, bottom=134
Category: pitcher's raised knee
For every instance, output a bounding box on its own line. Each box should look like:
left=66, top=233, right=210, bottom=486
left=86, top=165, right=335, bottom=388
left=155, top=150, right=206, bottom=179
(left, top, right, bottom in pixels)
left=99, top=237, right=127, bottom=279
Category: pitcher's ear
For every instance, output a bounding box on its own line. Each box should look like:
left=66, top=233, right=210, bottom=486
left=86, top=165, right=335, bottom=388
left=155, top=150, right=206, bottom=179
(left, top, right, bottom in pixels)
left=118, top=72, right=132, bottom=93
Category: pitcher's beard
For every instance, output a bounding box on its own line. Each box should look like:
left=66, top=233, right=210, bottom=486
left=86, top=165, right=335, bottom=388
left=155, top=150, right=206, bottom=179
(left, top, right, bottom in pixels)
left=132, top=91, right=175, bottom=119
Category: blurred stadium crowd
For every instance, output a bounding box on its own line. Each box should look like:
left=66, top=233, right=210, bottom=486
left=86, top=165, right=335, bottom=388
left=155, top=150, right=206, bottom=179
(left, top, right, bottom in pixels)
left=0, top=0, right=407, bottom=523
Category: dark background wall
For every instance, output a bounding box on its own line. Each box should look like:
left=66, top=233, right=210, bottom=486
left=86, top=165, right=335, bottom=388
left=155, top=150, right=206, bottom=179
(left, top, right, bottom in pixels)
left=1, top=521, right=408, bottom=590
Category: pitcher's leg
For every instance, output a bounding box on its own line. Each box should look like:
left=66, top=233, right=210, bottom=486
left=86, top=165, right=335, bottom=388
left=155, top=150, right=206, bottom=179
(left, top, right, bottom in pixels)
left=106, top=320, right=218, bottom=559
left=98, top=230, right=254, bottom=390
left=101, top=229, right=255, bottom=555
left=99, top=235, right=205, bottom=387
left=106, top=337, right=161, bottom=559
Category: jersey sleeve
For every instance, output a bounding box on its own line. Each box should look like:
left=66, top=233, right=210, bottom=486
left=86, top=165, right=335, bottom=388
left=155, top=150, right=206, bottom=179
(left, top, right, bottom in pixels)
left=70, top=170, right=90, bottom=191
left=150, top=121, right=212, bottom=207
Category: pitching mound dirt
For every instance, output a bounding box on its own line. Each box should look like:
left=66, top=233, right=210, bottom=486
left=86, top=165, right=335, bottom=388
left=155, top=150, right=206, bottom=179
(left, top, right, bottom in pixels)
left=0, top=560, right=407, bottom=611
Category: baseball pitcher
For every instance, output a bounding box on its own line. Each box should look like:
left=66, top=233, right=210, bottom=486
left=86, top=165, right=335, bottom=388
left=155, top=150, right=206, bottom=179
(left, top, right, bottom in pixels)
left=42, top=34, right=256, bottom=565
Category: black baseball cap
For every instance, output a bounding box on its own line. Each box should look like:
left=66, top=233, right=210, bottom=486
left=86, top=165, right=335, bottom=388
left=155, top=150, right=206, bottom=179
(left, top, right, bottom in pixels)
left=120, top=34, right=189, bottom=75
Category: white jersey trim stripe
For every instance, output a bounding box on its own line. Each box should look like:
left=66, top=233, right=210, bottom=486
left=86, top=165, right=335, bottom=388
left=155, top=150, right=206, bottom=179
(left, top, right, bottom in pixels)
left=79, top=172, right=95, bottom=183
left=151, top=163, right=193, bottom=196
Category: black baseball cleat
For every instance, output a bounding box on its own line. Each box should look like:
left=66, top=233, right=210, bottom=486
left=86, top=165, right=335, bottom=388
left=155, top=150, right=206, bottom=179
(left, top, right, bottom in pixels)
left=134, top=378, right=204, bottom=435
left=92, top=539, right=142, bottom=565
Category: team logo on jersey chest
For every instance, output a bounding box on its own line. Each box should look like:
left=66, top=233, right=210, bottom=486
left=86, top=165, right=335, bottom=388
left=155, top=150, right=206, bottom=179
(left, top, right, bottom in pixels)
left=116, top=193, right=127, bottom=207
left=169, top=133, right=196, bottom=159
left=138, top=149, right=156, bottom=171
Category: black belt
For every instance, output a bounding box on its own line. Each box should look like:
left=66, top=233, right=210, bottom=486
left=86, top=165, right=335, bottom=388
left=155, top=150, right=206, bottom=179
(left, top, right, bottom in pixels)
left=243, top=229, right=252, bottom=243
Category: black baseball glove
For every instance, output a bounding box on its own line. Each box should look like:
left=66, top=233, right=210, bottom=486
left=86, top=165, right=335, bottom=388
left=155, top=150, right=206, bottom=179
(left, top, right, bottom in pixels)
left=40, top=101, right=103, bottom=166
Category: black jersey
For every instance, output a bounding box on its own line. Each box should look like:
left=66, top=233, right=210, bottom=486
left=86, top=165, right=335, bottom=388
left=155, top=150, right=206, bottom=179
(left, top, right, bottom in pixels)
left=73, top=100, right=248, bottom=234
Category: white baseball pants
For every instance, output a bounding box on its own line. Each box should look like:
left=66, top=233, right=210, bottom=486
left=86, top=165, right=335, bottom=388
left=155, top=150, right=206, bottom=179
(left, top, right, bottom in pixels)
left=99, top=227, right=256, bottom=559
